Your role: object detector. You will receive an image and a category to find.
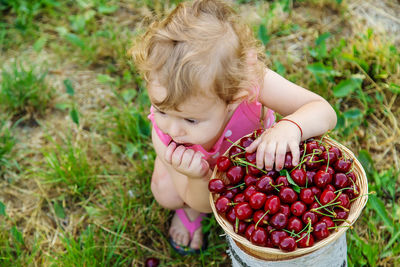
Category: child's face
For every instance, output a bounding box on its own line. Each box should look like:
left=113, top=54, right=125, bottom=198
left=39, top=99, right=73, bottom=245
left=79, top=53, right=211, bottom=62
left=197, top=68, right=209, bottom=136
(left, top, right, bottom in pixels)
left=149, top=82, right=230, bottom=150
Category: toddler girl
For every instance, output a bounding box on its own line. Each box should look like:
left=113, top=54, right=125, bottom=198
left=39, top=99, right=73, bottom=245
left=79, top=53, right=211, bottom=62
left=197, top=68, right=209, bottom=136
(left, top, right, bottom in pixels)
left=130, top=0, right=337, bottom=255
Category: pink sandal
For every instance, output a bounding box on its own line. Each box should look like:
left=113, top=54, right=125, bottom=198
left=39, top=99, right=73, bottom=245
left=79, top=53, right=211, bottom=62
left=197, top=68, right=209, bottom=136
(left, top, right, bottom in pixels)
left=168, top=208, right=208, bottom=255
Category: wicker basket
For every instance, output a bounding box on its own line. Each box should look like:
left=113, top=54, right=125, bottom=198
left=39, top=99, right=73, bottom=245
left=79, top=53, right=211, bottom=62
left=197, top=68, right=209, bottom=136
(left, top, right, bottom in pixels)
left=209, top=135, right=368, bottom=261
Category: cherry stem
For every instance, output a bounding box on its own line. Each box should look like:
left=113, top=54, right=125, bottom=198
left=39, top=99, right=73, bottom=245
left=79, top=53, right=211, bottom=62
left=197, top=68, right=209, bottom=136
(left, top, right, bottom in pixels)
left=282, top=229, right=301, bottom=238
left=312, top=209, right=336, bottom=217
left=296, top=220, right=313, bottom=243
left=226, top=138, right=245, bottom=150
left=231, top=151, right=246, bottom=159
left=228, top=183, right=246, bottom=190
left=349, top=191, right=374, bottom=203
left=235, top=218, right=239, bottom=233
left=328, top=225, right=353, bottom=230
left=234, top=158, right=268, bottom=174
left=255, top=210, right=269, bottom=229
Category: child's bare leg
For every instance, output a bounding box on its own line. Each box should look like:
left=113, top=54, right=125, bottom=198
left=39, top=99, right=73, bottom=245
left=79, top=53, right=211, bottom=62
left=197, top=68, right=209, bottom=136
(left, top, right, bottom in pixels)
left=151, top=157, right=204, bottom=249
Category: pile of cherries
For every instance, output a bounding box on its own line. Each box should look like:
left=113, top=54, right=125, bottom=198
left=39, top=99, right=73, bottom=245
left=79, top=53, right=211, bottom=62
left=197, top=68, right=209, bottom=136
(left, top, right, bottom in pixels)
left=208, top=130, right=360, bottom=252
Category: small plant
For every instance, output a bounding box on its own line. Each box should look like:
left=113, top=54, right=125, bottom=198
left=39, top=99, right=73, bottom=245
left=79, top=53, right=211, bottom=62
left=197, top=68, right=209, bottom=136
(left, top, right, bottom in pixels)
left=41, top=137, right=96, bottom=196
left=0, top=119, right=16, bottom=177
left=0, top=62, right=54, bottom=122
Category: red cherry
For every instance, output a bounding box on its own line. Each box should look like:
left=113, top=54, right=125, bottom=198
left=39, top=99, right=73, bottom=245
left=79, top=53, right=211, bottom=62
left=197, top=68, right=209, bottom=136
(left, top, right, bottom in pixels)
left=229, top=146, right=243, bottom=158
left=321, top=150, right=337, bottom=164
left=333, top=173, right=350, bottom=189
left=300, top=188, right=315, bottom=205
left=145, top=257, right=160, bottom=267
left=245, top=224, right=256, bottom=240
left=304, top=155, right=321, bottom=170
left=253, top=210, right=269, bottom=225
left=310, top=186, right=322, bottom=199
left=320, top=189, right=336, bottom=205
left=269, top=212, right=288, bottom=230
left=226, top=166, right=245, bottom=185
left=290, top=201, right=307, bottom=217
left=337, top=193, right=350, bottom=209
left=235, top=220, right=248, bottom=235
left=287, top=217, right=304, bottom=233
left=252, top=128, right=264, bottom=139
left=243, top=185, right=258, bottom=201
left=320, top=165, right=335, bottom=176
left=233, top=193, right=246, bottom=203
left=284, top=153, right=294, bottom=169
left=264, top=195, right=281, bottom=215
left=314, top=170, right=332, bottom=189
left=329, top=146, right=342, bottom=159
left=244, top=174, right=258, bottom=186
left=250, top=227, right=268, bottom=246
left=248, top=165, right=262, bottom=175
left=320, top=216, right=335, bottom=228
left=256, top=175, right=275, bottom=193
left=297, top=232, right=314, bottom=248
left=279, top=187, right=298, bottom=204
left=245, top=152, right=257, bottom=163
left=279, top=236, right=297, bottom=252
left=234, top=202, right=253, bottom=220
left=226, top=208, right=236, bottom=223
left=302, top=211, right=318, bottom=225
left=216, top=156, right=232, bottom=172
left=221, top=186, right=239, bottom=199
left=347, top=171, right=357, bottom=183
left=279, top=204, right=291, bottom=217
left=270, top=230, right=288, bottom=247
left=306, top=140, right=319, bottom=154
left=345, top=184, right=360, bottom=199
left=313, top=221, right=330, bottom=240
left=240, top=136, right=254, bottom=148
left=334, top=158, right=352, bottom=173
left=335, top=208, right=349, bottom=220
left=326, top=184, right=336, bottom=192
left=275, top=176, right=289, bottom=187
left=208, top=179, right=225, bottom=193
left=215, top=196, right=230, bottom=214
left=249, top=192, right=268, bottom=210
left=266, top=170, right=279, bottom=179
left=290, top=169, right=307, bottom=187
left=306, top=171, right=316, bottom=185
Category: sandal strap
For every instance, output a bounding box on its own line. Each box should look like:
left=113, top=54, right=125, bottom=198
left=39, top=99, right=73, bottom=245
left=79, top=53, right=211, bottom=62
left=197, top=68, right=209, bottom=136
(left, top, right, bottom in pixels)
left=176, top=209, right=207, bottom=240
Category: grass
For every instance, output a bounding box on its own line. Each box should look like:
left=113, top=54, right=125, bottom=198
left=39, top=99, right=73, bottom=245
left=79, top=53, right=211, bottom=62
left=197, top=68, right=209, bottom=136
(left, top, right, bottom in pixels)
left=0, top=62, right=54, bottom=123
left=0, top=0, right=399, bottom=266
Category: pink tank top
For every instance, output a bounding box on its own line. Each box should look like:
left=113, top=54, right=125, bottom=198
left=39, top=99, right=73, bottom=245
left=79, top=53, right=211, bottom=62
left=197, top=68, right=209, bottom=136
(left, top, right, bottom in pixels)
left=148, top=91, right=275, bottom=168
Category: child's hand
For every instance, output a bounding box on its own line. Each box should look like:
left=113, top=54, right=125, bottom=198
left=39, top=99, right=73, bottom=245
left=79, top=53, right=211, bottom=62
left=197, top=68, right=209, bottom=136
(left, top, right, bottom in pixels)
left=164, top=142, right=210, bottom=178
left=246, top=121, right=301, bottom=171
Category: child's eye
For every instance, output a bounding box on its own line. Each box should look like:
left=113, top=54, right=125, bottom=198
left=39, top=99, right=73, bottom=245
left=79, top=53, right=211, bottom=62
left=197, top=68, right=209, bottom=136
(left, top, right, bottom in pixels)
left=184, top=118, right=198, bottom=124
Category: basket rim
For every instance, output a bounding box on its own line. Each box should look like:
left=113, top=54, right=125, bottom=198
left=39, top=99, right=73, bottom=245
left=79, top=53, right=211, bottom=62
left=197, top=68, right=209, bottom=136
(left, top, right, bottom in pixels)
left=209, top=135, right=369, bottom=257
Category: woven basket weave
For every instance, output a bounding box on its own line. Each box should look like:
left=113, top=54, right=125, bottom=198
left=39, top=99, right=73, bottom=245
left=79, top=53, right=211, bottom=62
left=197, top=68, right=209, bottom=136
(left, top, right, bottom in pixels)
left=209, top=135, right=368, bottom=261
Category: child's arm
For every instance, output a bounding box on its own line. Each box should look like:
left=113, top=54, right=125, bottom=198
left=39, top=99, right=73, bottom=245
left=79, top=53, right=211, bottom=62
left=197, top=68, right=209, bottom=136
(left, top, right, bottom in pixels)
left=246, top=69, right=337, bottom=171
left=152, top=127, right=212, bottom=213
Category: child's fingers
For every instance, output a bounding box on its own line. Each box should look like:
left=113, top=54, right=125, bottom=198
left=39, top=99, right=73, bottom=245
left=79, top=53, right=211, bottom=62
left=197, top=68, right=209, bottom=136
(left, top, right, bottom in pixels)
left=263, top=141, right=277, bottom=171
left=189, top=151, right=208, bottom=177
left=171, top=145, right=186, bottom=167
left=246, top=136, right=262, bottom=153
left=274, top=141, right=287, bottom=171
left=289, top=140, right=300, bottom=166
left=164, top=142, right=177, bottom=164
left=181, top=149, right=195, bottom=169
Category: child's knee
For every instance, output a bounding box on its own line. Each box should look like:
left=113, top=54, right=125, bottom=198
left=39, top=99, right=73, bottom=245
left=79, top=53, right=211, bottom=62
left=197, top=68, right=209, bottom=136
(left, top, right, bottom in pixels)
left=151, top=173, right=184, bottom=210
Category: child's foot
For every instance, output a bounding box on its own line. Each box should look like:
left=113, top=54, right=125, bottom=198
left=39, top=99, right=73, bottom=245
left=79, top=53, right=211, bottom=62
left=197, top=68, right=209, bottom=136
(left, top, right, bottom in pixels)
left=168, top=207, right=207, bottom=254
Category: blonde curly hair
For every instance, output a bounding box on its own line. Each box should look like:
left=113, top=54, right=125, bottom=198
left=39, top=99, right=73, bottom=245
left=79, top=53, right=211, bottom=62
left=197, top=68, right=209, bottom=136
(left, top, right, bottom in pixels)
left=129, top=0, right=266, bottom=110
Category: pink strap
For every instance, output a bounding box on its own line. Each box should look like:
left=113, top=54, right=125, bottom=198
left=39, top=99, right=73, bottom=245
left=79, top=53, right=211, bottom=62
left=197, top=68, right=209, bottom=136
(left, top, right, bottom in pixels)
left=176, top=209, right=207, bottom=240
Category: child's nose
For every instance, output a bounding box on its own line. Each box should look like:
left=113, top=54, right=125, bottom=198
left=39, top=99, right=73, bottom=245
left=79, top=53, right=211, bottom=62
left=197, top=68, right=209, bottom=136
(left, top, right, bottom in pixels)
left=167, top=121, right=184, bottom=137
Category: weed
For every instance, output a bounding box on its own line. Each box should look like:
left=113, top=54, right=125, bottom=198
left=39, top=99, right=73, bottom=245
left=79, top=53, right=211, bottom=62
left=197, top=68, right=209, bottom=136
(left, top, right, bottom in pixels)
left=0, top=62, right=54, bottom=122
left=41, top=136, right=96, bottom=197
